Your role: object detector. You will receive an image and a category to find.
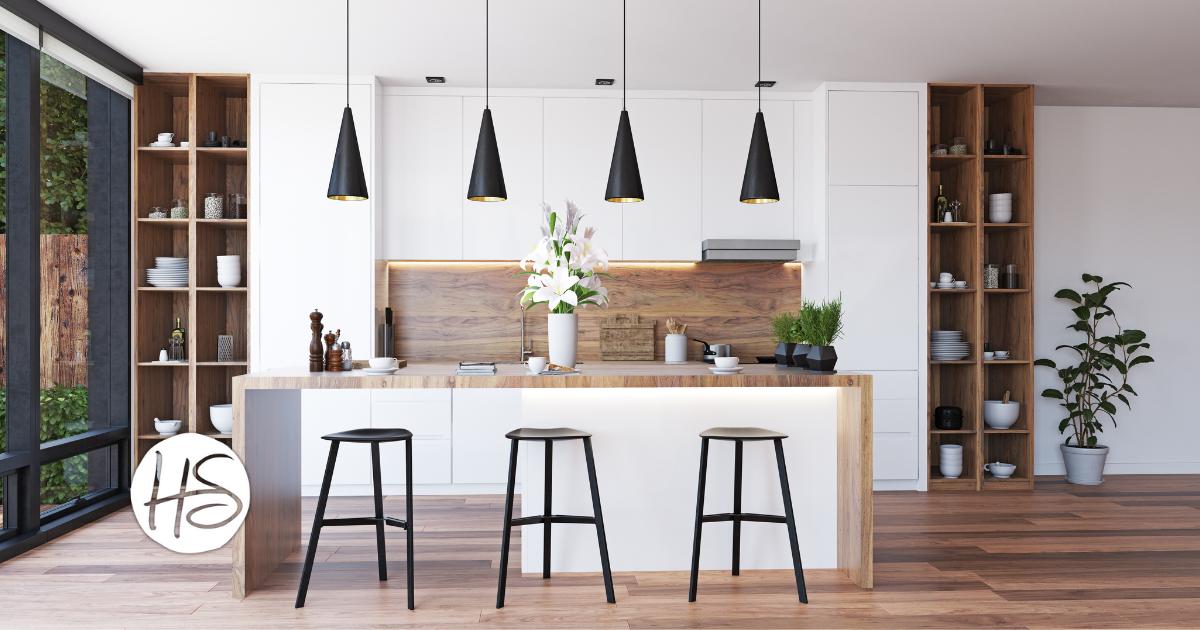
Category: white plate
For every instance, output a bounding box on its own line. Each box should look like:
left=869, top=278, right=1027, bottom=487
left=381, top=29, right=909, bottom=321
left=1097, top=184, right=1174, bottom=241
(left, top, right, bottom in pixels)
left=362, top=367, right=399, bottom=375
left=709, top=367, right=745, bottom=374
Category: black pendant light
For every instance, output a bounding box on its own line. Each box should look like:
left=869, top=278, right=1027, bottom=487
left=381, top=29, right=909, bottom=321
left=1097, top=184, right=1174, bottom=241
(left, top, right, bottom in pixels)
left=605, top=0, right=643, bottom=203
left=328, top=0, right=369, bottom=201
left=739, top=0, right=779, bottom=204
left=467, top=0, right=507, bottom=202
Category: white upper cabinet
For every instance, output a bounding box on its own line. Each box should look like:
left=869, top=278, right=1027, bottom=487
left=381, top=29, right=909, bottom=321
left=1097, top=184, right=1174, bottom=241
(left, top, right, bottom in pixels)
left=702, top=99, right=794, bottom=240
left=620, top=99, right=702, bottom=261
left=381, top=95, right=463, bottom=259
left=827, top=90, right=919, bottom=186
left=462, top=97, right=544, bottom=261
left=827, top=185, right=919, bottom=371
left=543, top=97, right=625, bottom=259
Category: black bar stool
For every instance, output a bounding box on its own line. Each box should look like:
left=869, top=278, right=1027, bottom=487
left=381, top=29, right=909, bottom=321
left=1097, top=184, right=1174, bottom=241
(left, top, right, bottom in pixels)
left=688, top=427, right=807, bottom=603
left=496, top=428, right=615, bottom=609
left=295, top=428, right=414, bottom=610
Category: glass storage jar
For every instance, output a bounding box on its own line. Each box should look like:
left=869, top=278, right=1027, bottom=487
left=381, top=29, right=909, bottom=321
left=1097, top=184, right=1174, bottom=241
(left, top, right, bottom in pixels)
left=1001, top=264, right=1020, bottom=289
left=949, top=136, right=968, bottom=155
left=931, top=143, right=948, bottom=155
left=984, top=264, right=1000, bottom=289
left=227, top=193, right=247, bottom=219
left=149, top=207, right=168, bottom=219
left=170, top=199, right=188, bottom=219
left=204, top=192, right=224, bottom=219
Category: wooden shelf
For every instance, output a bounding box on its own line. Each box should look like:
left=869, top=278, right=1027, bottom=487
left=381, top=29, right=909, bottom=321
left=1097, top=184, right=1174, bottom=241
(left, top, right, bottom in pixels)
left=931, top=359, right=976, bottom=364
left=931, top=222, right=976, bottom=232
left=137, top=434, right=179, bottom=440
left=136, top=361, right=190, bottom=367
left=931, top=429, right=975, bottom=434
left=133, top=73, right=251, bottom=468
left=985, top=429, right=1031, bottom=434
left=983, top=359, right=1031, bottom=364
left=931, top=288, right=977, bottom=293
left=983, top=222, right=1030, bottom=229
left=202, top=432, right=234, bottom=440
left=930, top=154, right=977, bottom=171
left=984, top=288, right=1030, bottom=293
left=983, top=154, right=1029, bottom=171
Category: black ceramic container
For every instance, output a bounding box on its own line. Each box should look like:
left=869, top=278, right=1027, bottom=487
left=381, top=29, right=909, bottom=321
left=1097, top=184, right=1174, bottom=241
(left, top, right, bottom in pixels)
left=774, top=342, right=796, bottom=367
left=791, top=343, right=812, bottom=369
left=934, top=406, right=963, bottom=430
left=806, top=345, right=838, bottom=372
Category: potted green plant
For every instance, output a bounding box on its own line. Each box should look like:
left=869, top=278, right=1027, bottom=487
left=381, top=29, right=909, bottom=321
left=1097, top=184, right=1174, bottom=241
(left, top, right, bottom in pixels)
left=800, top=295, right=845, bottom=373
left=790, top=316, right=812, bottom=370
left=769, top=310, right=799, bottom=366
left=1035, top=274, right=1153, bottom=485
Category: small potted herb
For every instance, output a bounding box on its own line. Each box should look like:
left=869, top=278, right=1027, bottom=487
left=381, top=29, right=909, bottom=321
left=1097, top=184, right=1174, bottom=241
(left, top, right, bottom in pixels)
left=790, top=316, right=812, bottom=370
left=769, top=310, right=799, bottom=366
left=799, top=295, right=845, bottom=373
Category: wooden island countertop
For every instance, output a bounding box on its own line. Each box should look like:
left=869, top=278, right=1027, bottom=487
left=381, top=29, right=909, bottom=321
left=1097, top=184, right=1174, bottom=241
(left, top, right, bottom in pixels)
left=230, top=362, right=872, bottom=599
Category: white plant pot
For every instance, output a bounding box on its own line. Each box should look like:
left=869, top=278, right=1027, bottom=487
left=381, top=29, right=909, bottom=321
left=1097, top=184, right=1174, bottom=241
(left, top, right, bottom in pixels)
left=665, top=334, right=688, bottom=364
left=547, top=313, right=578, bottom=369
left=1061, top=443, right=1109, bottom=485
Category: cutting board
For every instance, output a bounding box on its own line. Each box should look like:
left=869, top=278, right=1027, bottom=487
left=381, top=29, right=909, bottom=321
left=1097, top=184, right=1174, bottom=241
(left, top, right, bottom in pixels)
left=599, top=314, right=656, bottom=360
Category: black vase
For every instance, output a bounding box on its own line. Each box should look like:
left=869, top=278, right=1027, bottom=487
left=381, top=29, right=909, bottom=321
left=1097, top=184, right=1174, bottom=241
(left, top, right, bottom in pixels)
left=774, top=342, right=796, bottom=367
left=791, top=343, right=812, bottom=369
left=806, top=345, right=838, bottom=373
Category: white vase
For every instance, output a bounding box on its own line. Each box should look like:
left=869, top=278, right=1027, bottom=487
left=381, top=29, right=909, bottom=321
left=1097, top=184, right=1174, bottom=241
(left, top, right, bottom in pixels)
left=665, top=334, right=688, bottom=364
left=1061, top=444, right=1109, bottom=485
left=547, top=313, right=579, bottom=369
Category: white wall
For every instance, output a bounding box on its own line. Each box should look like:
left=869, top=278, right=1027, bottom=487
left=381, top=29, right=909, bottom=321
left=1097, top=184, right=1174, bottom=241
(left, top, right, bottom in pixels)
left=1035, top=106, right=1200, bottom=474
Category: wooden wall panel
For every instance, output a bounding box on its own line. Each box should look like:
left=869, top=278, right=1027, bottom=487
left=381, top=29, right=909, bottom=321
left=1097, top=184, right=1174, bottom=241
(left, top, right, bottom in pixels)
left=389, top=262, right=803, bottom=362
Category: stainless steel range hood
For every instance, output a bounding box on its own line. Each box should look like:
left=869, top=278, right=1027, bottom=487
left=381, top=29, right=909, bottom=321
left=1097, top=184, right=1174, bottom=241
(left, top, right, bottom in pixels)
left=700, top=239, right=802, bottom=262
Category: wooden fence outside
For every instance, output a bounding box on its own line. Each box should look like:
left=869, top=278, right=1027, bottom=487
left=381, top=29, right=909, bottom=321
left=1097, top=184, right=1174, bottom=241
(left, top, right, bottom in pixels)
left=0, top=234, right=91, bottom=388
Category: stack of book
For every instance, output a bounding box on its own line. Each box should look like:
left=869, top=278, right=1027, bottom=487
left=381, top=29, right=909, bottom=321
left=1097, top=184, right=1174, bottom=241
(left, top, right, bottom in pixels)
left=456, top=362, right=497, bottom=376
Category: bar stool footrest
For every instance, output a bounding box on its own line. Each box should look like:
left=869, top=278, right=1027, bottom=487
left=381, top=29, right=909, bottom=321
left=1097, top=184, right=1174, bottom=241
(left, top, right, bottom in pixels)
left=322, top=516, right=409, bottom=530
left=701, top=512, right=787, bottom=524
left=510, top=514, right=596, bottom=526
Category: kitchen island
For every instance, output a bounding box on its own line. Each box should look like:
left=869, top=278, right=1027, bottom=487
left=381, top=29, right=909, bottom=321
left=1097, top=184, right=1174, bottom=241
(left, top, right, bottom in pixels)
left=230, top=362, right=872, bottom=599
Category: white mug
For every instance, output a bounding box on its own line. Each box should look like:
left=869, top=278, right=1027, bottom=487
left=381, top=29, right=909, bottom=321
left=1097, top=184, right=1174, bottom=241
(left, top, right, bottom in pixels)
left=158, top=133, right=174, bottom=142
left=180, top=141, right=190, bottom=148
left=527, top=357, right=548, bottom=373
left=939, top=273, right=953, bottom=282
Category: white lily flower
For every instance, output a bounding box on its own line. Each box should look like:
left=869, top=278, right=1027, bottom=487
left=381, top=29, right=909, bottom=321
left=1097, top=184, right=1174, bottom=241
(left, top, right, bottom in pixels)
left=566, top=237, right=610, bottom=272
left=521, top=236, right=553, bottom=272
left=531, top=266, right=579, bottom=310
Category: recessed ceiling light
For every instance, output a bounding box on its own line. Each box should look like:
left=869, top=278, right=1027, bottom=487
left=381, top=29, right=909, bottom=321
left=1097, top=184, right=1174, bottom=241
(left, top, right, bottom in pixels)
left=755, top=80, right=776, bottom=88
left=426, top=76, right=446, bottom=84
left=596, top=79, right=615, bottom=86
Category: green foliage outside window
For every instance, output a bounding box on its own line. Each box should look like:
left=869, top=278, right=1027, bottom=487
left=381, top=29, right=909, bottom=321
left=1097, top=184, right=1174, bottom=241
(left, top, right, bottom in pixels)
left=0, top=385, right=91, bottom=505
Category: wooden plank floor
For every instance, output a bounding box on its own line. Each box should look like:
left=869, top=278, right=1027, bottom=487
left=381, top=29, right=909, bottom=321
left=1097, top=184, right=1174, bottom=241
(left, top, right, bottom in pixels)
left=1, top=475, right=1198, bottom=628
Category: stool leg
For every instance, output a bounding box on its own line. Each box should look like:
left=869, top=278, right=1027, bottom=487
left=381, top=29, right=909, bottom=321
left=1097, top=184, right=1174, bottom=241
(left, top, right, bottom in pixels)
left=732, top=439, right=743, bottom=576
left=543, top=439, right=553, bottom=579
left=370, top=442, right=387, bottom=582
left=296, top=440, right=339, bottom=608
left=405, top=437, right=415, bottom=610
left=688, top=437, right=710, bottom=602
left=774, top=438, right=808, bottom=604
left=582, top=437, right=616, bottom=604
left=496, top=439, right=519, bottom=609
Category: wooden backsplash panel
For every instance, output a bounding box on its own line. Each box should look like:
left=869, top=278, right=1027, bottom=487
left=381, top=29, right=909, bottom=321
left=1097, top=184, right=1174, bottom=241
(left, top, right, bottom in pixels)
left=389, top=262, right=803, bottom=362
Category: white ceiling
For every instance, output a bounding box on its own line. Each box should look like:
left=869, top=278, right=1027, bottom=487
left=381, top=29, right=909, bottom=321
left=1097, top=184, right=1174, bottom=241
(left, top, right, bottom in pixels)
left=40, top=0, right=1200, bottom=107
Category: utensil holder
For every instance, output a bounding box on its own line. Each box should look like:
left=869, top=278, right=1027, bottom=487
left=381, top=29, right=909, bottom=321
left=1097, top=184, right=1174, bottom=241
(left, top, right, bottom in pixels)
left=665, top=334, right=687, bottom=364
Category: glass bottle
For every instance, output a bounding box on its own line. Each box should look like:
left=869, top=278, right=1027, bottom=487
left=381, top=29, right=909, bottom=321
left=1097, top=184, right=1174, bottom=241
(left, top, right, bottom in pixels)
left=934, top=185, right=948, bottom=222
left=170, top=317, right=187, bottom=361
left=1001, top=264, right=1020, bottom=289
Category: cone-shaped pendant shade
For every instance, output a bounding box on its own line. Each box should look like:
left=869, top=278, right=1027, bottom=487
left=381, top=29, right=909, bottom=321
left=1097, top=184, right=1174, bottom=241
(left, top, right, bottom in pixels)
left=328, top=106, right=369, bottom=201
left=467, top=108, right=507, bottom=202
left=740, top=111, right=779, bottom=203
left=605, top=110, right=644, bottom=202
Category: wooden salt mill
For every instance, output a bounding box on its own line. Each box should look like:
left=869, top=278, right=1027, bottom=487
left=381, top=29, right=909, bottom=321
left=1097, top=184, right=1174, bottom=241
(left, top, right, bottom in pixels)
left=329, top=342, right=344, bottom=372
left=309, top=309, right=325, bottom=372
left=323, top=329, right=340, bottom=371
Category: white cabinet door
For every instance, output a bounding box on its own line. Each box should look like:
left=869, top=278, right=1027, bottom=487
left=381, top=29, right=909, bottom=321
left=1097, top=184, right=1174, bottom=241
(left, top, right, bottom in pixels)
left=380, top=95, right=463, bottom=259
left=827, top=90, right=919, bottom=186
left=371, top=389, right=452, bottom=484
left=827, top=186, right=919, bottom=371
left=621, top=99, right=702, bottom=261
left=543, top=97, right=624, bottom=259
left=873, top=430, right=918, bottom=480
left=701, top=99, right=794, bottom=240
left=462, top=97, right=544, bottom=261
left=452, top=389, right=522, bottom=484
left=301, top=390, right=372, bottom=487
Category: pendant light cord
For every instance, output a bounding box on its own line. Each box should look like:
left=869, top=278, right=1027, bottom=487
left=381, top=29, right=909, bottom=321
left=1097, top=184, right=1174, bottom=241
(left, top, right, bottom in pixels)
left=346, top=0, right=350, bottom=107
left=486, top=0, right=490, bottom=109
left=757, top=0, right=761, bottom=112
left=623, top=0, right=626, bottom=111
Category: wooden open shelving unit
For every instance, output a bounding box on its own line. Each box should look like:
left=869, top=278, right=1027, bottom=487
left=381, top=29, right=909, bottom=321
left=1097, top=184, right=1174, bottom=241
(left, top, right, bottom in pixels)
left=132, top=73, right=250, bottom=466
left=927, top=84, right=1034, bottom=491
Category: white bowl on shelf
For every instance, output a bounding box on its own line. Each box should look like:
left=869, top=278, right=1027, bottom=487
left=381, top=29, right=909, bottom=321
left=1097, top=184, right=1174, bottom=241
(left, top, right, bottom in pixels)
left=154, top=418, right=182, bottom=435
left=983, top=401, right=1020, bottom=429
left=210, top=404, right=233, bottom=434
left=989, top=211, right=1013, bottom=223
left=218, top=277, right=242, bottom=288
left=989, top=193, right=1012, bottom=200
left=984, top=462, right=1017, bottom=478
left=939, top=461, right=963, bottom=479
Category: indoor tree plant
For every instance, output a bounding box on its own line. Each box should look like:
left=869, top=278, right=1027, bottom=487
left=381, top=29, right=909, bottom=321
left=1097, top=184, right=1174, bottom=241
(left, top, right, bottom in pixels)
left=518, top=200, right=610, bottom=368
left=799, top=294, right=845, bottom=372
left=1035, top=274, right=1153, bottom=485
left=769, top=310, right=799, bottom=366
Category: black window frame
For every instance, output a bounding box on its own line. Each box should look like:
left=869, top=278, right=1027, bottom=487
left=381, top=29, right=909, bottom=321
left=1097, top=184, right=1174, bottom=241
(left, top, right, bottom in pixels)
left=0, top=30, right=137, bottom=560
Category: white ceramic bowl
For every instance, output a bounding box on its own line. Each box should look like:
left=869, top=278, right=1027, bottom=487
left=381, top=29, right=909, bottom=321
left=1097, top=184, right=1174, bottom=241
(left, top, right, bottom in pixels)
left=369, top=357, right=397, bottom=369
left=984, top=462, right=1017, bottom=478
left=154, top=418, right=182, bottom=435
left=983, top=401, right=1020, bottom=429
left=989, top=192, right=1012, bottom=199
left=210, top=404, right=234, bottom=434
left=989, top=213, right=1013, bottom=224
left=218, top=278, right=241, bottom=288
left=714, top=356, right=740, bottom=368
left=217, top=255, right=241, bottom=261
left=940, top=462, right=963, bottom=479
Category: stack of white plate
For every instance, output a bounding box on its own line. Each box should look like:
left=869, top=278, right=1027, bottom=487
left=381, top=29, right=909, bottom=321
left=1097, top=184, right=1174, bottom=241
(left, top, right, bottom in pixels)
left=936, top=281, right=957, bottom=289
left=931, top=330, right=970, bottom=360
left=217, top=255, right=241, bottom=288
left=146, top=257, right=188, bottom=287
left=989, top=193, right=1013, bottom=223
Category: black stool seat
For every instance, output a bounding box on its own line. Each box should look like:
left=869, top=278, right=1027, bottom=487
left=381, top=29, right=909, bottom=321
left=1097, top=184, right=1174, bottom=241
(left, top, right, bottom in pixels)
left=322, top=428, right=413, bottom=442
left=496, top=427, right=614, bottom=608
left=700, top=427, right=788, bottom=440
left=297, top=427, right=415, bottom=610
left=505, top=427, right=592, bottom=440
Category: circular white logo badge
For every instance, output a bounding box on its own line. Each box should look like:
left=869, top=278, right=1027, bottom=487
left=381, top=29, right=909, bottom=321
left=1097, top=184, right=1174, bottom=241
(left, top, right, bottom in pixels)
left=131, top=433, right=250, bottom=554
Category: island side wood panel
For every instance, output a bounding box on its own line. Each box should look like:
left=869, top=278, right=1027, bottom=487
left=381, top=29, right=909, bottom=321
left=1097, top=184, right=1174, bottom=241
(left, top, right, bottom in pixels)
left=389, top=262, right=803, bottom=363
left=229, top=364, right=872, bottom=598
